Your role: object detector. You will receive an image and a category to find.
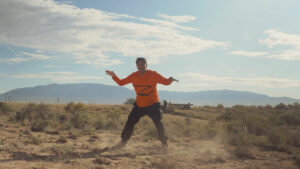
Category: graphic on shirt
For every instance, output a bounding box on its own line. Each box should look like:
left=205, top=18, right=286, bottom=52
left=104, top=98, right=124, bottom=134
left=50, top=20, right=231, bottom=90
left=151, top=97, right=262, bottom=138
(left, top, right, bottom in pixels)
left=134, top=85, right=153, bottom=96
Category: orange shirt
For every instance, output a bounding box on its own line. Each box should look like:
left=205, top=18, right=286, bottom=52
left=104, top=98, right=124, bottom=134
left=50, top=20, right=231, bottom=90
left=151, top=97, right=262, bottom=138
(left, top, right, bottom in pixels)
left=112, top=70, right=172, bottom=107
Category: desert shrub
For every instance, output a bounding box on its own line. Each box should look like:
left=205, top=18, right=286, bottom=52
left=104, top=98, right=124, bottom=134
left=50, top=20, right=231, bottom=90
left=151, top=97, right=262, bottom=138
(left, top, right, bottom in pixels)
left=64, top=102, right=85, bottom=114
left=98, top=110, right=123, bottom=130
left=202, top=127, right=218, bottom=139
left=275, top=103, right=287, bottom=110
left=15, top=103, right=55, bottom=131
left=264, top=104, right=273, bottom=109
left=216, top=104, right=224, bottom=110
left=166, top=105, right=175, bottom=113
left=285, top=128, right=300, bottom=148
left=83, top=124, right=96, bottom=135
left=220, top=110, right=271, bottom=136
left=233, top=145, right=253, bottom=159
left=106, top=110, right=121, bottom=121
left=197, top=120, right=219, bottom=139
left=0, top=102, right=12, bottom=115
left=94, top=118, right=106, bottom=130
left=217, top=110, right=245, bottom=121
left=293, top=102, right=300, bottom=109
left=104, top=119, right=119, bottom=130
left=58, top=113, right=70, bottom=123
left=45, top=145, right=73, bottom=160
left=280, top=111, right=300, bottom=125
left=227, top=132, right=253, bottom=147
left=267, top=128, right=288, bottom=151
left=123, top=98, right=136, bottom=105
left=70, top=111, right=90, bottom=129
left=17, top=103, right=52, bottom=121
left=30, top=120, right=50, bottom=132
left=68, top=129, right=80, bottom=139
left=26, top=133, right=45, bottom=145
left=245, top=114, right=270, bottom=136
left=226, top=121, right=247, bottom=135
left=182, top=126, right=194, bottom=137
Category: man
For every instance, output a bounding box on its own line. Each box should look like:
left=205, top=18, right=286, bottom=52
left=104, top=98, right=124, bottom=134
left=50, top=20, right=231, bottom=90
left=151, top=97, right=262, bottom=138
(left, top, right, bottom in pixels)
left=105, top=57, right=178, bottom=148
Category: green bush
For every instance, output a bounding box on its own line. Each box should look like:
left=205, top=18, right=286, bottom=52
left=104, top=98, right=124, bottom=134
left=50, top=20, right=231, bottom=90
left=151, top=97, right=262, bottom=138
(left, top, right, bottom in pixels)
left=275, top=103, right=287, bottom=110
left=267, top=128, right=289, bottom=151
left=106, top=110, right=121, bottom=121
left=83, top=124, right=96, bottom=135
left=227, top=132, right=253, bottom=147
left=0, top=102, right=12, bottom=115
left=26, top=133, right=45, bottom=145
left=245, top=114, right=270, bottom=136
left=15, top=103, right=55, bottom=132
left=166, top=105, right=175, bottom=113
left=94, top=118, right=105, bottom=130
left=64, top=102, right=85, bottom=114
left=226, top=121, right=247, bottom=135
left=17, top=103, right=52, bottom=121
left=30, top=120, right=50, bottom=132
left=104, top=119, right=119, bottom=130
left=233, top=145, right=253, bottom=159
left=216, top=104, right=224, bottom=110
left=70, top=112, right=90, bottom=129
left=280, top=111, right=300, bottom=125
left=124, top=98, right=136, bottom=105
left=285, top=128, right=300, bottom=148
left=217, top=110, right=245, bottom=121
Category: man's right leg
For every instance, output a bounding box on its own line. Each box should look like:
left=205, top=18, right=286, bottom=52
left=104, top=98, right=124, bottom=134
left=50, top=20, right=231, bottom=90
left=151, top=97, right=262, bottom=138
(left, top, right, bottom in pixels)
left=121, top=104, right=145, bottom=144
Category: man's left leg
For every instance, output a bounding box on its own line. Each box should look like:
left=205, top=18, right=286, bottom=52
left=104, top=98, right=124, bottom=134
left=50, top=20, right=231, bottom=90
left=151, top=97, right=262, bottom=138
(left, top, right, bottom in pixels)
left=147, top=103, right=168, bottom=147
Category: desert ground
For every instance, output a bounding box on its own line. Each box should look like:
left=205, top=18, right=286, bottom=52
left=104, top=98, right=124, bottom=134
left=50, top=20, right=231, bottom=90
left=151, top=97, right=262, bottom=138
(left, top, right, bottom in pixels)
left=0, top=102, right=299, bottom=169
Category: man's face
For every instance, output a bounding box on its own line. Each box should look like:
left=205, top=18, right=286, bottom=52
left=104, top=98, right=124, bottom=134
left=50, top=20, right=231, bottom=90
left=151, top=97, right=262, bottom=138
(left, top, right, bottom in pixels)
left=136, top=60, right=147, bottom=72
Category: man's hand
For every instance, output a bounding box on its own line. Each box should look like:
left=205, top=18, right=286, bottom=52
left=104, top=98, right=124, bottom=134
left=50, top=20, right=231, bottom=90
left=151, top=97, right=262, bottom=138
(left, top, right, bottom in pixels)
left=105, top=70, right=116, bottom=77
left=169, top=77, right=179, bottom=82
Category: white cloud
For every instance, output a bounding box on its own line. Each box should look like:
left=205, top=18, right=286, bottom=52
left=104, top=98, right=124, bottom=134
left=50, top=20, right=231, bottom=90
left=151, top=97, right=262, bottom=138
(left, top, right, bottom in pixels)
left=180, top=72, right=300, bottom=88
left=0, top=52, right=51, bottom=64
left=12, top=71, right=103, bottom=83
left=259, top=29, right=300, bottom=60
left=229, top=50, right=268, bottom=57
left=232, top=30, right=300, bottom=61
left=44, top=64, right=64, bottom=68
left=21, top=52, right=51, bottom=60
left=260, top=29, right=300, bottom=48
left=75, top=60, right=92, bottom=65
left=44, top=65, right=54, bottom=68
left=0, top=0, right=229, bottom=66
left=158, top=14, right=196, bottom=23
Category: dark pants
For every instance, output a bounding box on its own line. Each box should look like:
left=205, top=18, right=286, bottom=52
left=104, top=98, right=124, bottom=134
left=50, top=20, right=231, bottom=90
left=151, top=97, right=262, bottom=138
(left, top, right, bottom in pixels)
left=121, top=102, right=167, bottom=144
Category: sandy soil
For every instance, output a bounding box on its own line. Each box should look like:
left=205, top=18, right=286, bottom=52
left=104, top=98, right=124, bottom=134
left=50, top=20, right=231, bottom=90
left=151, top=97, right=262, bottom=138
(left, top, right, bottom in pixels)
left=0, top=119, right=298, bottom=169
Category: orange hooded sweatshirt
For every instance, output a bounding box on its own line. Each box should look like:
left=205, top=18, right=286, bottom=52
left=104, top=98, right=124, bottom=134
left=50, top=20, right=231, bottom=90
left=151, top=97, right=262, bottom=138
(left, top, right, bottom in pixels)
left=112, top=70, right=172, bottom=107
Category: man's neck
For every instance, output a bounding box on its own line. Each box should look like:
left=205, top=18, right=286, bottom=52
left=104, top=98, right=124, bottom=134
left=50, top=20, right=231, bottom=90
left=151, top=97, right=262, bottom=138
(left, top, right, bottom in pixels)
left=138, top=70, right=147, bottom=75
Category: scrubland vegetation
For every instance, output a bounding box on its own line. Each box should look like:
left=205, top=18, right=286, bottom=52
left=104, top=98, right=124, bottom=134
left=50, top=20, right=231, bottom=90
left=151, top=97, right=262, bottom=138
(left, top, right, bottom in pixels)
left=0, top=101, right=299, bottom=169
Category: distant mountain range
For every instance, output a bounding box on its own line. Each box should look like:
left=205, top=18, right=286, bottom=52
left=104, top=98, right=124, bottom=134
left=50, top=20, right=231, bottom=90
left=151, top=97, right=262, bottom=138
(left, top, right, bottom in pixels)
left=0, top=83, right=299, bottom=106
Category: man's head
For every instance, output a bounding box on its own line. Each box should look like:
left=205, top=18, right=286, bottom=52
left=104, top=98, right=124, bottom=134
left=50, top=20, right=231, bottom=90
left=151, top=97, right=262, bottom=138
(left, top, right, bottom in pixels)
left=136, top=57, right=147, bottom=73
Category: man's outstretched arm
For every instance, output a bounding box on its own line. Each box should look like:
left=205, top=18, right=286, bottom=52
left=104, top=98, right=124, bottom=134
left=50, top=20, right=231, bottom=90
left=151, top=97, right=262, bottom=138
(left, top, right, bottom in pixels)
left=154, top=71, right=179, bottom=85
left=105, top=70, right=133, bottom=86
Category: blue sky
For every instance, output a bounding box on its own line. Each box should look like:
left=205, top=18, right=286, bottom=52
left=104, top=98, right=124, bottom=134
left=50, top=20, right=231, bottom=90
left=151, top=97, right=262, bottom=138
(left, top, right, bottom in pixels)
left=1, top=0, right=300, bottom=99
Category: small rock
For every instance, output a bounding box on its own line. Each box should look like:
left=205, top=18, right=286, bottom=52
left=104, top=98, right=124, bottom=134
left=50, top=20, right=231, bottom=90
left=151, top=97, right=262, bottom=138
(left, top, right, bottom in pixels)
left=56, top=136, right=67, bottom=143
left=93, top=157, right=111, bottom=165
